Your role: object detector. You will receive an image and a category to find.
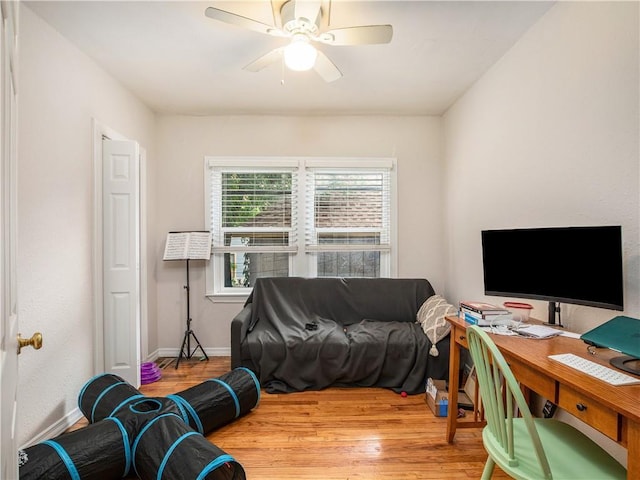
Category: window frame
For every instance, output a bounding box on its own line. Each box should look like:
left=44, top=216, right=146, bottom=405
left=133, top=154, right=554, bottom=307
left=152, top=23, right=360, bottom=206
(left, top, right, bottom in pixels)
left=204, top=156, right=397, bottom=301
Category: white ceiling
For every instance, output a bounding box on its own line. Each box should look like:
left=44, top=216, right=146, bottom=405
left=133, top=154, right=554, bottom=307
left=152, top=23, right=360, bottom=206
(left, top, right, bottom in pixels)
left=25, top=0, right=554, bottom=116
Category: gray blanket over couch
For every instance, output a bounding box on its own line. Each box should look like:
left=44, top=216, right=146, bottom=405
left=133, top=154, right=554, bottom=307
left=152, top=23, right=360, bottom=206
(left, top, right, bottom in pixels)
left=244, top=277, right=444, bottom=394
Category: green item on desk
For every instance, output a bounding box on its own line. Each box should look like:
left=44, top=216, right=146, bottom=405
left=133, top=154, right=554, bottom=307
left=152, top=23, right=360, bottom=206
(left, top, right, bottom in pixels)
left=580, top=315, right=640, bottom=359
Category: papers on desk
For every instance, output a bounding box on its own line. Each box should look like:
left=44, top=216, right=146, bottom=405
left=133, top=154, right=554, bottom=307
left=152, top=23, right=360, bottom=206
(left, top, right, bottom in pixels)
left=480, top=325, right=519, bottom=336
left=559, top=331, right=581, bottom=339
left=516, top=325, right=563, bottom=339
left=480, top=323, right=579, bottom=338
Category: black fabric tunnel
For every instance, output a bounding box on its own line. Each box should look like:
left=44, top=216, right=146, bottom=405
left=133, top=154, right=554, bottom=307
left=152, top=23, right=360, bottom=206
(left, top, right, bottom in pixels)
left=77, top=373, right=145, bottom=423
left=131, top=413, right=246, bottom=480
left=168, top=367, right=261, bottom=434
left=19, top=368, right=260, bottom=480
left=19, top=417, right=130, bottom=480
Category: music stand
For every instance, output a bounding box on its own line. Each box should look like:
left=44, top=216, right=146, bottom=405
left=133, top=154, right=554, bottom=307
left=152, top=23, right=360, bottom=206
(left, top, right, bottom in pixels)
left=163, top=231, right=212, bottom=369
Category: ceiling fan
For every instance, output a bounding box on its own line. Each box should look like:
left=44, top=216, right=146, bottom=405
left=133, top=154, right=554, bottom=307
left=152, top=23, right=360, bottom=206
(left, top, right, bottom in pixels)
left=204, top=0, right=393, bottom=82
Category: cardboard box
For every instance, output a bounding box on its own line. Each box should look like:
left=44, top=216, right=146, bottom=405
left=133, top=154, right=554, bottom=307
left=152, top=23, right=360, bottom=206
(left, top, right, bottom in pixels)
left=463, top=366, right=478, bottom=406
left=425, top=378, right=449, bottom=417
left=457, top=390, right=474, bottom=410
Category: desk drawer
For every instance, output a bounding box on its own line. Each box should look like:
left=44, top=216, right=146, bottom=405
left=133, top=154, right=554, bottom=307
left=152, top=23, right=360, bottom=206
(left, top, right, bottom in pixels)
left=558, top=385, right=619, bottom=441
left=453, top=326, right=469, bottom=349
left=508, top=357, right=555, bottom=400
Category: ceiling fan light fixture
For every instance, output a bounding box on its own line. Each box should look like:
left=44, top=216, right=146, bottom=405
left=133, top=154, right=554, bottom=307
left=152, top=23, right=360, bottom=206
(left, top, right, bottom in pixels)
left=283, top=35, right=317, bottom=71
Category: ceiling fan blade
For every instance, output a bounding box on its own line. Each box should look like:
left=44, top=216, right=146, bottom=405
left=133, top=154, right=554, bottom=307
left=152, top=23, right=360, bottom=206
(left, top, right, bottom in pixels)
left=243, top=48, right=284, bottom=72
left=318, top=24, right=393, bottom=46
left=318, top=0, right=331, bottom=31
left=270, top=0, right=287, bottom=28
left=294, top=0, right=322, bottom=25
left=313, top=50, right=342, bottom=82
left=205, top=6, right=276, bottom=36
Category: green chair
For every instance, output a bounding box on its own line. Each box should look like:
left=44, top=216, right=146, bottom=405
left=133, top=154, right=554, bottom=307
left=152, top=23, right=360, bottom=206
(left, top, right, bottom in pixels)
left=465, top=325, right=626, bottom=480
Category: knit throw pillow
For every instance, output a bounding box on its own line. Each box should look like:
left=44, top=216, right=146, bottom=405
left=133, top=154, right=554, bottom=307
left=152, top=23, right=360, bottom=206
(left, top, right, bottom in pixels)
left=416, top=294, right=457, bottom=356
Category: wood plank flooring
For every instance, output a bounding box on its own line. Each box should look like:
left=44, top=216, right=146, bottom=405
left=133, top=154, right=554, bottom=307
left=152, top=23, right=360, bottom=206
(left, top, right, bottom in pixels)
left=73, top=357, right=509, bottom=479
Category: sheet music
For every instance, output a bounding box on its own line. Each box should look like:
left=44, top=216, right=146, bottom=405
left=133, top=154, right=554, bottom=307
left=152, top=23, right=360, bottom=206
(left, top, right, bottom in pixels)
left=185, top=232, right=212, bottom=260
left=163, top=231, right=211, bottom=260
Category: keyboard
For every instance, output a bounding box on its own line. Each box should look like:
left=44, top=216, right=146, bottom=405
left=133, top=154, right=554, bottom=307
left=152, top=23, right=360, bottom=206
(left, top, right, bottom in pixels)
left=548, top=353, right=640, bottom=386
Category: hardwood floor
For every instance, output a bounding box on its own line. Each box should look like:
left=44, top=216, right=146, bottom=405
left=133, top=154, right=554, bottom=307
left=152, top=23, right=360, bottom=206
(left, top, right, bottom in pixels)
left=74, top=357, right=509, bottom=479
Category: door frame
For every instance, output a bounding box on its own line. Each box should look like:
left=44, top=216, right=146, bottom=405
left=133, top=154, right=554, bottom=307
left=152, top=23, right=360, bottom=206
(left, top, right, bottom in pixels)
left=92, top=119, right=148, bottom=375
left=0, top=1, right=18, bottom=476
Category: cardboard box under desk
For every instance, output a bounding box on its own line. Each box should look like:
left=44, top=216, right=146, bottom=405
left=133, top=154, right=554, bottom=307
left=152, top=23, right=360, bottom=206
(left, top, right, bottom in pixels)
left=425, top=378, right=449, bottom=417
left=425, top=378, right=475, bottom=417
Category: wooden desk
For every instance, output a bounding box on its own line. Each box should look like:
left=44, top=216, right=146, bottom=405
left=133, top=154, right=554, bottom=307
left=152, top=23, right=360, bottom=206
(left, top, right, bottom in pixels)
left=445, top=315, right=640, bottom=479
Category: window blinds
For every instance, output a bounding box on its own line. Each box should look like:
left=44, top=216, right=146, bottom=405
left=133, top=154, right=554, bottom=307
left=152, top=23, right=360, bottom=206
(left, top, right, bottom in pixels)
left=304, top=168, right=391, bottom=252
left=208, top=158, right=392, bottom=255
left=210, top=168, right=298, bottom=253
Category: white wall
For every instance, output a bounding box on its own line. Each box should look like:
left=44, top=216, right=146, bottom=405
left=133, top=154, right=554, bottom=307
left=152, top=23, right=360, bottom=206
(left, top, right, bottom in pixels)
left=443, top=1, right=639, bottom=331
left=17, top=6, right=157, bottom=446
left=154, top=115, right=444, bottom=353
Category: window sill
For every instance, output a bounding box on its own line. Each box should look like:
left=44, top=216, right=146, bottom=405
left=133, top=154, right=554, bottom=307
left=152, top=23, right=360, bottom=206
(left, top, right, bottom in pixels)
left=206, top=292, right=250, bottom=304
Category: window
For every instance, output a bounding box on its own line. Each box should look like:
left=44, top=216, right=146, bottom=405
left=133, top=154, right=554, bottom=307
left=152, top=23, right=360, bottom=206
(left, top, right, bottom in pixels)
left=205, top=157, right=396, bottom=298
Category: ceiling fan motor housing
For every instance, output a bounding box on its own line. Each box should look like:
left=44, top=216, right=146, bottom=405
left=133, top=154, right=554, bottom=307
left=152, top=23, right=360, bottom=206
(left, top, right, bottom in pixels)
left=281, top=0, right=321, bottom=36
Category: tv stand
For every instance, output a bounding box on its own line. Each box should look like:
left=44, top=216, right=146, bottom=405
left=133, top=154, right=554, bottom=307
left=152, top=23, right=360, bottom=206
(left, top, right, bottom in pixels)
left=547, top=301, right=564, bottom=327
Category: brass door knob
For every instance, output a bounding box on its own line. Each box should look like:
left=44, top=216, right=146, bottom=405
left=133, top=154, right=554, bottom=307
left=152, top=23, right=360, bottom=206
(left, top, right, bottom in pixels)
left=17, top=332, right=43, bottom=354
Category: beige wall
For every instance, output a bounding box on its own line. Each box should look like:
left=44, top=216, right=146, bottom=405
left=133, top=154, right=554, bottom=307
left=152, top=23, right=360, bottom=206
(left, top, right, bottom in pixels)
left=443, top=1, right=639, bottom=330
left=154, top=115, right=444, bottom=353
left=17, top=6, right=157, bottom=446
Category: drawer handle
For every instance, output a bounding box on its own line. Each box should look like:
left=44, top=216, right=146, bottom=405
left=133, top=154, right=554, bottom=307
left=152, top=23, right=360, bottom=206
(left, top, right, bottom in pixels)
left=459, top=335, right=466, bottom=341
left=576, top=403, right=587, bottom=412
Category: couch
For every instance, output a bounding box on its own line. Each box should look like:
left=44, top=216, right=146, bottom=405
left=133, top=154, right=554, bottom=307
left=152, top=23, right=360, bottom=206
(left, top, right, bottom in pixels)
left=230, top=277, right=453, bottom=394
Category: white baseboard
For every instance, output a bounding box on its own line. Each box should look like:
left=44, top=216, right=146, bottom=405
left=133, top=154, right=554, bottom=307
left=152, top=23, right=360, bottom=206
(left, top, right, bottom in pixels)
left=145, top=349, right=160, bottom=362
left=21, top=407, right=84, bottom=449
left=156, top=347, right=230, bottom=358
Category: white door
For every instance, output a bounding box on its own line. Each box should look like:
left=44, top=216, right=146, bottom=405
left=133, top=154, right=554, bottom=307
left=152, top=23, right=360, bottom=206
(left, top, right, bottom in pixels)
left=103, top=139, right=141, bottom=387
left=0, top=1, right=19, bottom=477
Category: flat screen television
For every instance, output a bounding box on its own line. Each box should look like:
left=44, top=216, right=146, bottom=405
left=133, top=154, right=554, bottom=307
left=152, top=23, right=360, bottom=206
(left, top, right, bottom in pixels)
left=481, top=226, right=624, bottom=325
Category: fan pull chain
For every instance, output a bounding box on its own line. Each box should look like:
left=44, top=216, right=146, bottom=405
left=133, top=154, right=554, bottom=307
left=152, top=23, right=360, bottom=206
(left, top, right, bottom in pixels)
left=281, top=58, right=285, bottom=86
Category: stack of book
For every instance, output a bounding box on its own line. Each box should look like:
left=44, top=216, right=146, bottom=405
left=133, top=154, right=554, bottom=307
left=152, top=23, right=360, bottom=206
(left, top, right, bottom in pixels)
left=459, top=301, right=512, bottom=326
